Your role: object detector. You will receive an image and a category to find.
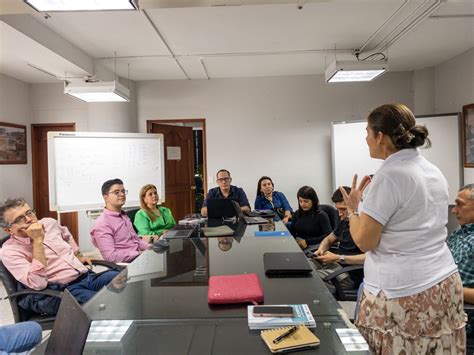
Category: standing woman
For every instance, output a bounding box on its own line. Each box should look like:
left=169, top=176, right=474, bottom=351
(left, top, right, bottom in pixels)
left=134, top=184, right=176, bottom=237
left=254, top=176, right=293, bottom=224
left=341, top=104, right=465, bottom=353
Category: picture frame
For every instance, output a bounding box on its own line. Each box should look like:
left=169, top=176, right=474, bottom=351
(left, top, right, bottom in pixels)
left=463, top=104, right=474, bottom=167
left=0, top=122, right=27, bottom=164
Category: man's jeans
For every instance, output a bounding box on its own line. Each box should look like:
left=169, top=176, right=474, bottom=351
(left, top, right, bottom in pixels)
left=0, top=322, right=42, bottom=354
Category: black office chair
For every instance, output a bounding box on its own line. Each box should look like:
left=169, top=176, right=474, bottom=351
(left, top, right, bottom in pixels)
left=0, top=235, right=123, bottom=330
left=124, top=207, right=140, bottom=233
left=321, top=264, right=364, bottom=302
left=319, top=204, right=340, bottom=230
left=465, top=303, right=474, bottom=353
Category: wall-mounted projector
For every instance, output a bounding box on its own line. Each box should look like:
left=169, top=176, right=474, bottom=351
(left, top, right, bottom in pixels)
left=64, top=80, right=130, bottom=102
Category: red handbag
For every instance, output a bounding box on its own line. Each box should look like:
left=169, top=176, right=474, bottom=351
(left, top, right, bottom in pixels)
left=208, top=273, right=264, bottom=305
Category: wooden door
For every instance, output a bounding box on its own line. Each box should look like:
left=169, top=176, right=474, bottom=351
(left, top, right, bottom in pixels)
left=31, top=124, right=79, bottom=242
left=150, top=124, right=195, bottom=220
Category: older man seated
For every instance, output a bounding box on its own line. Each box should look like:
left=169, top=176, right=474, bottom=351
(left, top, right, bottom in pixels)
left=447, top=184, right=474, bottom=339
left=1, top=198, right=118, bottom=315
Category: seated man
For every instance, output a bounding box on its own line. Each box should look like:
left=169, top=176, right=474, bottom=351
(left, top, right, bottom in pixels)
left=312, top=187, right=365, bottom=289
left=200, top=169, right=250, bottom=217
left=0, top=322, right=42, bottom=354
left=447, top=184, right=474, bottom=338
left=91, top=178, right=150, bottom=263
left=0, top=198, right=118, bottom=314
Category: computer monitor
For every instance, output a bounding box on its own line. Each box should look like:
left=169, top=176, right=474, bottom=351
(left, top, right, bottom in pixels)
left=45, top=289, right=91, bottom=355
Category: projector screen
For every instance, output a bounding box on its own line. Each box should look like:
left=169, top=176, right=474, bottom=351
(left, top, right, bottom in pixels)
left=48, top=132, right=165, bottom=212
left=332, top=113, right=462, bottom=204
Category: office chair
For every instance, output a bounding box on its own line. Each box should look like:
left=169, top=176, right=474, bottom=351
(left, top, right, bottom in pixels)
left=465, top=303, right=474, bottom=353
left=0, top=235, right=123, bottom=330
left=124, top=207, right=140, bottom=233
left=321, top=264, right=364, bottom=302
left=319, top=204, right=340, bottom=230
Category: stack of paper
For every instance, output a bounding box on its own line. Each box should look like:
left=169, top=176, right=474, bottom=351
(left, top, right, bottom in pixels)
left=247, top=304, right=316, bottom=330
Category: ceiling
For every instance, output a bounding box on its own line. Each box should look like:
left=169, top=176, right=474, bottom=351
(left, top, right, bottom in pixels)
left=0, top=0, right=473, bottom=83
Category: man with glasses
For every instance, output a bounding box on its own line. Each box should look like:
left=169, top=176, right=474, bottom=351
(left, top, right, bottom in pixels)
left=91, top=178, right=150, bottom=263
left=200, top=169, right=250, bottom=217
left=0, top=198, right=119, bottom=314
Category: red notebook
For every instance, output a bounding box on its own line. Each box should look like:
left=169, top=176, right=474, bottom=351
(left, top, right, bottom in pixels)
left=208, top=273, right=264, bottom=305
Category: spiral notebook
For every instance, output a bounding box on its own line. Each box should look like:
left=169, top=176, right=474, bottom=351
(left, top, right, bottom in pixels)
left=260, top=325, right=319, bottom=353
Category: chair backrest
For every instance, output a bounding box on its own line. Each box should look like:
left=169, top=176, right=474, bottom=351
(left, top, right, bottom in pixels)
left=319, top=204, right=340, bottom=230
left=124, top=207, right=140, bottom=233
left=0, top=236, right=29, bottom=323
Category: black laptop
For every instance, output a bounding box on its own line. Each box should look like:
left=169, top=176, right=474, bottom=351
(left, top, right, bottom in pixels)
left=207, top=198, right=237, bottom=219
left=231, top=201, right=268, bottom=224
left=45, top=289, right=91, bottom=355
left=263, top=252, right=313, bottom=276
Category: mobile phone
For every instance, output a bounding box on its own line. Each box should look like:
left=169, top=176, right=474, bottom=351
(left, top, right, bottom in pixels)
left=252, top=306, right=294, bottom=317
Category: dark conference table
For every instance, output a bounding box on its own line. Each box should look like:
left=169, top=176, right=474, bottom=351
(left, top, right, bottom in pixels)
left=81, top=220, right=369, bottom=354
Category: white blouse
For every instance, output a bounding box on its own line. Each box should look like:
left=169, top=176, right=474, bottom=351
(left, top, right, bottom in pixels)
left=360, top=148, right=458, bottom=299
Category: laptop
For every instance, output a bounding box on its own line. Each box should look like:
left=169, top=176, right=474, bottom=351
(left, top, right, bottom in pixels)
left=45, top=289, right=91, bottom=355
left=231, top=201, right=269, bottom=224
left=263, top=252, right=313, bottom=276
left=162, top=224, right=197, bottom=239
left=207, top=198, right=237, bottom=219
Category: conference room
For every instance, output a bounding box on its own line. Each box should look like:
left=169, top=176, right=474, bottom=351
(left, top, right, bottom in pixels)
left=0, top=0, right=473, bottom=353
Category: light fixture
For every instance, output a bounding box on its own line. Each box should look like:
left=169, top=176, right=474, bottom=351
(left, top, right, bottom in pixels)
left=64, top=80, right=130, bottom=102
left=325, top=60, right=389, bottom=83
left=24, top=0, right=138, bottom=12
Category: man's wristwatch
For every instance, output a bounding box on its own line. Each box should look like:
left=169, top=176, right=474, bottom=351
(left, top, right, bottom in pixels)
left=339, top=254, right=346, bottom=263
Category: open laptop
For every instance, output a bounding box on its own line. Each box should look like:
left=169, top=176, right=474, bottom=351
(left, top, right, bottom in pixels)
left=161, top=224, right=197, bottom=239
left=231, top=201, right=268, bottom=224
left=45, top=289, right=91, bottom=355
left=263, top=252, right=313, bottom=276
left=207, top=199, right=237, bottom=219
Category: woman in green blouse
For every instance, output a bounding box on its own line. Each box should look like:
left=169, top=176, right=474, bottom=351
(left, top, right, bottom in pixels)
left=134, top=184, right=176, bottom=237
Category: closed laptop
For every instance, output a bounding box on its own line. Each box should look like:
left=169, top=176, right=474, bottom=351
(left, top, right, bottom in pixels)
left=263, top=252, right=313, bottom=276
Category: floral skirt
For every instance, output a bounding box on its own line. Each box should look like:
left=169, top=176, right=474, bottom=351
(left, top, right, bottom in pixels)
left=355, top=273, right=466, bottom=355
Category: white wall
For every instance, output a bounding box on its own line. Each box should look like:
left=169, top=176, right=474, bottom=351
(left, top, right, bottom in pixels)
left=433, top=48, right=474, bottom=185
left=0, top=74, right=32, bottom=211
left=137, top=72, right=413, bottom=208
left=27, top=81, right=138, bottom=251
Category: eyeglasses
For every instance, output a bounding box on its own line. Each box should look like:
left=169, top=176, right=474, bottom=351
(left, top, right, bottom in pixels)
left=107, top=189, right=128, bottom=196
left=217, top=177, right=230, bottom=182
left=5, top=209, right=36, bottom=228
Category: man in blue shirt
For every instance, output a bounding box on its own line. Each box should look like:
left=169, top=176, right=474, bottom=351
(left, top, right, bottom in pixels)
left=200, top=169, right=250, bottom=217
left=447, top=184, right=474, bottom=338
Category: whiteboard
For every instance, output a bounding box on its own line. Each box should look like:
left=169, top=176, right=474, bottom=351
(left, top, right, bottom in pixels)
left=332, top=114, right=462, bottom=203
left=48, top=132, right=165, bottom=212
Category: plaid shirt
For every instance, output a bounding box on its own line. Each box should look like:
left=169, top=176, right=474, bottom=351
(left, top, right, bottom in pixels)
left=447, top=223, right=474, bottom=336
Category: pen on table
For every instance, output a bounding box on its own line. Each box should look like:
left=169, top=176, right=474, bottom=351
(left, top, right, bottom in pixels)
left=272, top=326, right=299, bottom=344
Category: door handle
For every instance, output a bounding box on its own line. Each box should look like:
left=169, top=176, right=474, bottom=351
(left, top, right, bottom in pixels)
left=191, top=186, right=196, bottom=190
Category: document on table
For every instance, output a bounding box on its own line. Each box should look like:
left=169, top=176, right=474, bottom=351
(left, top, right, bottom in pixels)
left=335, top=328, right=369, bottom=352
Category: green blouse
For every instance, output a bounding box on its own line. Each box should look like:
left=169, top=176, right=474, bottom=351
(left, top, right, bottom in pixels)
left=133, top=206, right=176, bottom=236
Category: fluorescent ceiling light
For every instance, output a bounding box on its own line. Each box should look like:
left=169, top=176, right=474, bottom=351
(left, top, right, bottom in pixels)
left=325, top=60, right=389, bottom=83
left=64, top=81, right=130, bottom=102
left=24, top=0, right=138, bottom=12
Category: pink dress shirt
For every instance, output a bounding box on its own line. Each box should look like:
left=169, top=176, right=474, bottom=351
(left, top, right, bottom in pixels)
left=2, top=218, right=87, bottom=290
left=90, top=209, right=149, bottom=263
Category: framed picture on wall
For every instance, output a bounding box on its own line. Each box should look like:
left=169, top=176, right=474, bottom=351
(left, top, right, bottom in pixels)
left=463, top=104, right=474, bottom=167
left=0, top=122, right=27, bottom=164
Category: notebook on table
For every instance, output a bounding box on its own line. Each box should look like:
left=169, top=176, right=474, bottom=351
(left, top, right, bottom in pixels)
left=162, top=225, right=197, bottom=239
left=263, top=252, right=313, bottom=276
left=260, top=325, right=319, bottom=353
